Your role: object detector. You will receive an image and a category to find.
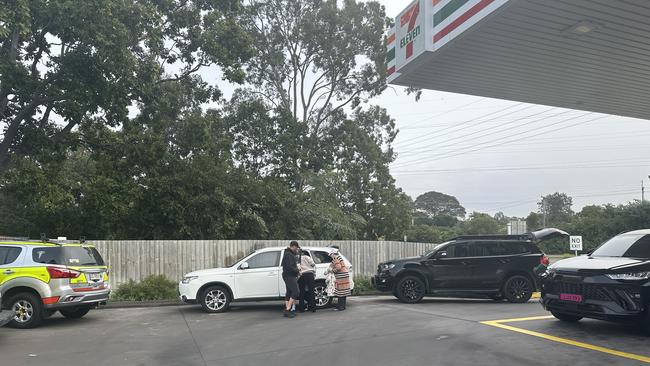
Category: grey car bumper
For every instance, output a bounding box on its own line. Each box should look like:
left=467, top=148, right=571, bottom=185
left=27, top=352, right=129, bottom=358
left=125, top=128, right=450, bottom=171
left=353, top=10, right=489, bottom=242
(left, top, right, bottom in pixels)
left=0, top=310, right=13, bottom=327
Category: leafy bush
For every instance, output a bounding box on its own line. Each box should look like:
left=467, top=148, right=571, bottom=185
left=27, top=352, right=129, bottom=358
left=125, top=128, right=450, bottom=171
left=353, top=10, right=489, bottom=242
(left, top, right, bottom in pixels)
left=352, top=275, right=376, bottom=295
left=112, top=275, right=178, bottom=301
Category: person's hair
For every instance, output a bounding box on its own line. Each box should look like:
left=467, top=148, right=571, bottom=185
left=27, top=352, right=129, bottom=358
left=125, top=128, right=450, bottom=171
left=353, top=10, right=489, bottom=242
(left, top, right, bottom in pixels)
left=289, top=240, right=300, bottom=248
left=329, top=245, right=339, bottom=249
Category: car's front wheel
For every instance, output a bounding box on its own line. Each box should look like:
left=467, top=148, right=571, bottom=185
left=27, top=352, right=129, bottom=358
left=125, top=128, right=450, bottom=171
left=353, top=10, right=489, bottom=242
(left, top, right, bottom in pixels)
left=551, top=311, right=583, bottom=323
left=200, top=286, right=231, bottom=313
left=503, top=275, right=534, bottom=303
left=395, top=276, right=425, bottom=304
left=314, top=283, right=332, bottom=309
left=60, top=307, right=91, bottom=319
left=6, top=292, right=44, bottom=329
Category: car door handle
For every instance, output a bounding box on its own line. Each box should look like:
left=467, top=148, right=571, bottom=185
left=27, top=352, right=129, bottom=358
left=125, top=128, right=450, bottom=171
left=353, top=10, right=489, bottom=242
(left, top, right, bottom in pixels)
left=3, top=270, right=15, bottom=275
left=499, top=259, right=511, bottom=264
left=268, top=271, right=278, bottom=276
left=460, top=261, right=469, bottom=265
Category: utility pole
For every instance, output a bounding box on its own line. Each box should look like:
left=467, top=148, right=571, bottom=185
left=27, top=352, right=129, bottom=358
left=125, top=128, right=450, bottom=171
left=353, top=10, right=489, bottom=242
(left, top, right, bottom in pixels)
left=542, top=200, right=547, bottom=228
left=643, top=180, right=646, bottom=202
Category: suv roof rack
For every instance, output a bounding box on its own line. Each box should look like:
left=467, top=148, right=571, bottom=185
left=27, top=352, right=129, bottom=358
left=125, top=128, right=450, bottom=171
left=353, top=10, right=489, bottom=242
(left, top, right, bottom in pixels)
left=0, top=235, right=30, bottom=241
left=0, top=235, right=63, bottom=245
left=453, top=233, right=532, bottom=241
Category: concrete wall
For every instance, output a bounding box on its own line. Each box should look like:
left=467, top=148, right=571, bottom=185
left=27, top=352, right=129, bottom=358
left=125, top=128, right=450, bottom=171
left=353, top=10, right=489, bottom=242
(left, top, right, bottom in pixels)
left=92, top=240, right=436, bottom=287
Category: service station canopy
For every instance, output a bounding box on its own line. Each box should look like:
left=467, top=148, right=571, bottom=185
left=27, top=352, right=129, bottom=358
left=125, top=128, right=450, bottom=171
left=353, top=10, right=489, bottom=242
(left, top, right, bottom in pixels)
left=387, top=0, right=650, bottom=120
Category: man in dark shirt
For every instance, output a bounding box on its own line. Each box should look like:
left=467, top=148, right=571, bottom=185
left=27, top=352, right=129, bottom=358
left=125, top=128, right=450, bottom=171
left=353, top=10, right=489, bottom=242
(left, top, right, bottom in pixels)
left=282, top=241, right=301, bottom=318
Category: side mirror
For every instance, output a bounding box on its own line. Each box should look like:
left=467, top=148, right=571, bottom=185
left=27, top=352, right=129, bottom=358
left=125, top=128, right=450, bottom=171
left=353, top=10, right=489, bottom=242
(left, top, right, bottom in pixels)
left=435, top=251, right=448, bottom=259
left=240, top=262, right=250, bottom=270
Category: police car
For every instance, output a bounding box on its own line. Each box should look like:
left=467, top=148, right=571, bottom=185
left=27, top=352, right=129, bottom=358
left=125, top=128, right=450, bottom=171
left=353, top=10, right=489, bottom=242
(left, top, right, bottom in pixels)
left=0, top=239, right=110, bottom=328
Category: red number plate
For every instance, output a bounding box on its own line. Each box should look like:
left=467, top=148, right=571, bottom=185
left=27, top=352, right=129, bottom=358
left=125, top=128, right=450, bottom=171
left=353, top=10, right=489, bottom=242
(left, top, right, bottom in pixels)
left=559, top=293, right=583, bottom=303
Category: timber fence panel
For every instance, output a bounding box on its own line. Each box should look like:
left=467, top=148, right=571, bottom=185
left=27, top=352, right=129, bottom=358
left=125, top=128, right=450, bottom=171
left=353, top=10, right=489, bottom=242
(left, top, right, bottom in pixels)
left=92, top=240, right=436, bottom=287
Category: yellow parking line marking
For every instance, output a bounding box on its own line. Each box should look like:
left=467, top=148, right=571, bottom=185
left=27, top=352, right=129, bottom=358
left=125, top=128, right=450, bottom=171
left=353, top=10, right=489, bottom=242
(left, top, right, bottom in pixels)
left=481, top=317, right=650, bottom=363
left=486, top=315, right=554, bottom=323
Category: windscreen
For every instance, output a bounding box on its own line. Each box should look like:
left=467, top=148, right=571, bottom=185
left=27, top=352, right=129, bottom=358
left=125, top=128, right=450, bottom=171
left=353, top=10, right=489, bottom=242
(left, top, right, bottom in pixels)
left=591, top=234, right=650, bottom=259
left=33, top=246, right=106, bottom=266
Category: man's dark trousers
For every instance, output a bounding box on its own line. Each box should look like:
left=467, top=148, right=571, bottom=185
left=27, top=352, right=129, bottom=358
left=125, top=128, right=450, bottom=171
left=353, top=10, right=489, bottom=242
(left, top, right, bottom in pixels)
left=298, top=272, right=316, bottom=311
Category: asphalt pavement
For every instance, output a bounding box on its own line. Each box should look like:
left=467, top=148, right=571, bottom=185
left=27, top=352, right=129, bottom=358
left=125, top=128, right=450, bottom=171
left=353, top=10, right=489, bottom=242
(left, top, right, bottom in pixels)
left=0, top=296, right=648, bottom=366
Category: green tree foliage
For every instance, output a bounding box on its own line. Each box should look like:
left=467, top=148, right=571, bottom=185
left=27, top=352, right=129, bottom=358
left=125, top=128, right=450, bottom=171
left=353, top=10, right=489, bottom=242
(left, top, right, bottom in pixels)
left=0, top=0, right=414, bottom=241
left=538, top=192, right=574, bottom=227
left=0, top=0, right=252, bottom=172
left=414, top=191, right=466, bottom=218
left=222, top=0, right=412, bottom=240
left=458, top=212, right=505, bottom=235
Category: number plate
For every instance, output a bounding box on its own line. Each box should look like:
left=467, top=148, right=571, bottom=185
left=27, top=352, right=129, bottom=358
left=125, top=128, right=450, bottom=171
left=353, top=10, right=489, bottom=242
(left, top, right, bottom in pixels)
left=559, top=293, right=583, bottom=303
left=88, top=273, right=103, bottom=282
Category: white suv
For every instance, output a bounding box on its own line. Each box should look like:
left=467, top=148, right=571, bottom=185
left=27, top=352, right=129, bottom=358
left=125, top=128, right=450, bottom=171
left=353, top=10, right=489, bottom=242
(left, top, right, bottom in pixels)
left=179, top=247, right=352, bottom=313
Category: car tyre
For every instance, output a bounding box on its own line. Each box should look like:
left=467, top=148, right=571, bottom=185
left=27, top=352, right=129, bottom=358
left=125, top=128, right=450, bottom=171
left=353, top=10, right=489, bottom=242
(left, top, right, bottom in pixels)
left=200, top=286, right=231, bottom=313
left=503, top=275, right=534, bottom=303
left=6, top=292, right=44, bottom=329
left=314, top=282, right=333, bottom=309
left=60, top=307, right=91, bottom=319
left=395, top=276, right=425, bottom=304
left=551, top=311, right=583, bottom=323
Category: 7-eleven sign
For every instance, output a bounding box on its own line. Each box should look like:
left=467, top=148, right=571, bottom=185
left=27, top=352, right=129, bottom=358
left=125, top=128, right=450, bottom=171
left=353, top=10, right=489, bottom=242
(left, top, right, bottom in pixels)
left=396, top=0, right=425, bottom=67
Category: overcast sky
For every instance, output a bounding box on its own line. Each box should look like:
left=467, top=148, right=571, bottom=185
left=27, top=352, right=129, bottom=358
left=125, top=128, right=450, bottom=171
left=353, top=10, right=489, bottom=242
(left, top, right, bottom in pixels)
left=369, top=0, right=650, bottom=217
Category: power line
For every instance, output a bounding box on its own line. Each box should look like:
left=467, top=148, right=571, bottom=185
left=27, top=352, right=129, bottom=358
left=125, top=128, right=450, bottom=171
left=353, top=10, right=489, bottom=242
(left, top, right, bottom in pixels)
left=393, top=103, right=529, bottom=147
left=393, top=113, right=606, bottom=168
left=392, top=158, right=650, bottom=175
left=397, top=108, right=571, bottom=159
left=397, top=130, right=650, bottom=155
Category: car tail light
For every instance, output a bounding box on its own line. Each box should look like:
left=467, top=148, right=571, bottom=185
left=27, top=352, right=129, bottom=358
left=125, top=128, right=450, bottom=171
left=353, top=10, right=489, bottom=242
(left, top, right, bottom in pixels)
left=540, top=255, right=550, bottom=266
left=47, top=266, right=81, bottom=279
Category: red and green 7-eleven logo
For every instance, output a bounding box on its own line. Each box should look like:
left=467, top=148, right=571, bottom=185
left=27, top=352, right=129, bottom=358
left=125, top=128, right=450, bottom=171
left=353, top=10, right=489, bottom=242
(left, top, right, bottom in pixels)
left=399, top=2, right=421, bottom=59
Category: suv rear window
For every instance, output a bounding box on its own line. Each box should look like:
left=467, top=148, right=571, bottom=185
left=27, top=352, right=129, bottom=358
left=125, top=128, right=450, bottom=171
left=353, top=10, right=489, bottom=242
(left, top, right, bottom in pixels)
left=32, top=246, right=105, bottom=266
left=312, top=251, right=333, bottom=264
left=0, top=246, right=22, bottom=265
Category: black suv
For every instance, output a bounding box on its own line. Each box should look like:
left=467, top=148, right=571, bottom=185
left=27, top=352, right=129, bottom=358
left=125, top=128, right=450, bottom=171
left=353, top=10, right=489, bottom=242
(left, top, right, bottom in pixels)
left=541, top=230, right=650, bottom=333
left=373, top=228, right=568, bottom=303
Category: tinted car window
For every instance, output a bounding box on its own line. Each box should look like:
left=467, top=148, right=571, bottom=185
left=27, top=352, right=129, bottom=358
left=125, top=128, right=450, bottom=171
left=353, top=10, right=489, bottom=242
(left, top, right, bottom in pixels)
left=592, top=234, right=650, bottom=258
left=311, top=251, right=332, bottom=264
left=447, top=243, right=470, bottom=258
left=504, top=242, right=531, bottom=255
left=33, top=246, right=105, bottom=266
left=246, top=251, right=280, bottom=269
left=0, top=247, right=22, bottom=265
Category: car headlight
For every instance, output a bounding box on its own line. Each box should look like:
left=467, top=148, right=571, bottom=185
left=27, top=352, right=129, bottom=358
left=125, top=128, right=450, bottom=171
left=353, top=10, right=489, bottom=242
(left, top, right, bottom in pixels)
left=381, top=263, right=395, bottom=271
left=606, top=272, right=650, bottom=280
left=181, top=276, right=199, bottom=284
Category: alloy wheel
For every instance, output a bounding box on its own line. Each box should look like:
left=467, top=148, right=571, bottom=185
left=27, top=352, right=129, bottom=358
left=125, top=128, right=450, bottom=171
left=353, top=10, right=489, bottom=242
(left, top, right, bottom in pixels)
left=401, top=279, right=423, bottom=301
left=12, top=300, right=34, bottom=324
left=314, top=285, right=329, bottom=307
left=508, top=278, right=531, bottom=300
left=204, top=289, right=227, bottom=311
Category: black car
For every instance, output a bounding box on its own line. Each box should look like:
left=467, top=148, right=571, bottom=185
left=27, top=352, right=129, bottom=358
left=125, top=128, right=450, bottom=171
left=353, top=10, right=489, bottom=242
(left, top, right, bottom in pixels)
left=541, top=230, right=650, bottom=333
left=373, top=228, right=568, bottom=304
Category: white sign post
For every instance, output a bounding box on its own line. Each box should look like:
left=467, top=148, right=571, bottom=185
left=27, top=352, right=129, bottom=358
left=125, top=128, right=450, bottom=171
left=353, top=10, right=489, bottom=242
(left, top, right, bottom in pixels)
left=569, top=236, right=583, bottom=256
